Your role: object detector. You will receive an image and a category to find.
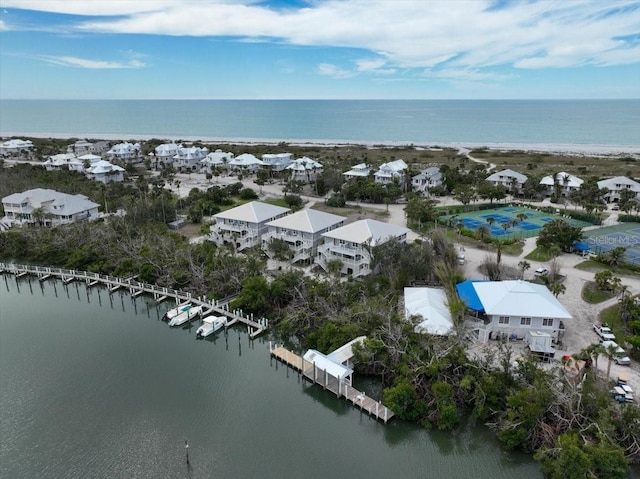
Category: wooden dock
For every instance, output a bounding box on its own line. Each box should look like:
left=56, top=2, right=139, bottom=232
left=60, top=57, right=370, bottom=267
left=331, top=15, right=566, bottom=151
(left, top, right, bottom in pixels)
left=1, top=263, right=269, bottom=338
left=270, top=345, right=395, bottom=424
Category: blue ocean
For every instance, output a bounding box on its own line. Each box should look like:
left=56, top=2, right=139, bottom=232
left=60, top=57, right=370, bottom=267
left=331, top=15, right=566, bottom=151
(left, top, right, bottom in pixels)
left=1, top=100, right=638, bottom=151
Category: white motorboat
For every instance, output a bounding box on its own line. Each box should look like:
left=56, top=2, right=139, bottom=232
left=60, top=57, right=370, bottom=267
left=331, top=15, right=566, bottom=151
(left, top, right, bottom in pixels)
left=164, top=303, right=192, bottom=320
left=196, top=316, right=227, bottom=338
left=168, top=305, right=203, bottom=327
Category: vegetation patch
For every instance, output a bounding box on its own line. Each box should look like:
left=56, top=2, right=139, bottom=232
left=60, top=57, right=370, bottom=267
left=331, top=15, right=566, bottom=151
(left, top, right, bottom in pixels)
left=581, top=281, right=615, bottom=304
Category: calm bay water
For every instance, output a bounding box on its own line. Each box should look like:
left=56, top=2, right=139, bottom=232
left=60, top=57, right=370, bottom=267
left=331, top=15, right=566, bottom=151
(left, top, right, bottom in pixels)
left=0, top=276, right=542, bottom=478
left=1, top=99, right=639, bottom=150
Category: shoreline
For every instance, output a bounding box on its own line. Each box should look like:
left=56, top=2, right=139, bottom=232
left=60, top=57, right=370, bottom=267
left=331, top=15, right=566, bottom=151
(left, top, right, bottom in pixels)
left=2, top=131, right=639, bottom=158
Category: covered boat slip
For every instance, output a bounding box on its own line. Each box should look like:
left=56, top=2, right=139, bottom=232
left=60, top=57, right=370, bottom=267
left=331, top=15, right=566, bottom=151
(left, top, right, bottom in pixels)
left=270, top=341, right=394, bottom=423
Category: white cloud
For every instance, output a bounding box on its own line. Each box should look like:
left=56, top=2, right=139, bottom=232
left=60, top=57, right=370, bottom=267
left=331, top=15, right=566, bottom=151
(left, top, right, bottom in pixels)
left=3, top=0, right=639, bottom=73
left=0, top=19, right=7, bottom=31
left=40, top=55, right=146, bottom=69
left=318, top=63, right=355, bottom=79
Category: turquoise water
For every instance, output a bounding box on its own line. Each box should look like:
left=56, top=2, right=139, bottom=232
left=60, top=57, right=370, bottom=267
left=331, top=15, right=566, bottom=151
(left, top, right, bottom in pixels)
left=1, top=99, right=638, bottom=148
left=0, top=276, right=543, bottom=478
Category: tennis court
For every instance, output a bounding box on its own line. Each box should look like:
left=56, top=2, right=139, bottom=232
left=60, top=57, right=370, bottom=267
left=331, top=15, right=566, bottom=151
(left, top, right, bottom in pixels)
left=442, top=206, right=592, bottom=239
left=582, top=223, right=640, bottom=266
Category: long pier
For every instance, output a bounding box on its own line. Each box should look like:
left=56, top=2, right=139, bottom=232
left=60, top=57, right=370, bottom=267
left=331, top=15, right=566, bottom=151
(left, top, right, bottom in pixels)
left=0, top=262, right=268, bottom=338
left=270, top=344, right=395, bottom=424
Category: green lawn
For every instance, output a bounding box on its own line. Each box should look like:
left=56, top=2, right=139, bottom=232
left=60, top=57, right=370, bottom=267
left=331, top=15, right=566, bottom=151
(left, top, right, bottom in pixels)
left=581, top=281, right=615, bottom=304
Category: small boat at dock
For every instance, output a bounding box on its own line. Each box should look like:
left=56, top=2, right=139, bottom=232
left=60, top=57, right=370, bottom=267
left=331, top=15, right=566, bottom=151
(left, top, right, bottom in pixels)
left=196, top=316, right=227, bottom=338
left=168, top=305, right=203, bottom=327
left=164, top=302, right=192, bottom=320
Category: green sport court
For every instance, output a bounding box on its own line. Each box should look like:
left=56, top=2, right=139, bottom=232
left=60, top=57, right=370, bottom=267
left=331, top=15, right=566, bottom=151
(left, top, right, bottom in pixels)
left=440, top=205, right=592, bottom=239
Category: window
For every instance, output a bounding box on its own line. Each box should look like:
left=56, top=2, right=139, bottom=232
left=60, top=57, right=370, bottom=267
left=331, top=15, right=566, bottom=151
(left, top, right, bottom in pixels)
left=498, top=316, right=509, bottom=324
left=520, top=317, right=531, bottom=326
left=542, top=318, right=554, bottom=327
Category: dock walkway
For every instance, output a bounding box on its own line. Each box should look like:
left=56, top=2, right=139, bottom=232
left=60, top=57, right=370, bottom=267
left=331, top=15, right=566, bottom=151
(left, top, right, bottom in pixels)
left=270, top=344, right=395, bottom=424
left=0, top=263, right=268, bottom=338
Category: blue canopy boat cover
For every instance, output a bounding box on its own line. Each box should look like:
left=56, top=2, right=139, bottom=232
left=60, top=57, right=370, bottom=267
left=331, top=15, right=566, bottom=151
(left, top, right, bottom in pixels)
left=455, top=280, right=489, bottom=313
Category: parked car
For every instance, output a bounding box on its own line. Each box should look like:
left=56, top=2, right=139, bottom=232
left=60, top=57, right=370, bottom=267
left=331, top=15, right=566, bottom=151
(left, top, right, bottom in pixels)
left=534, top=267, right=549, bottom=277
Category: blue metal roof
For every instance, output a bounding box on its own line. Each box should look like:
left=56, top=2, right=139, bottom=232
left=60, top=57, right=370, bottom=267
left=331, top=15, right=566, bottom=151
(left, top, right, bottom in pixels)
left=573, top=241, right=590, bottom=252
left=456, top=280, right=487, bottom=312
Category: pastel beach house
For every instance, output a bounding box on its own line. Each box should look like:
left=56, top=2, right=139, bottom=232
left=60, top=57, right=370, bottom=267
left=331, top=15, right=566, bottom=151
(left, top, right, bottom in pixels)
left=457, top=280, right=572, bottom=344
left=262, top=209, right=345, bottom=264
left=201, top=149, right=234, bottom=174
left=173, top=146, right=209, bottom=171
left=316, top=219, right=410, bottom=278
left=228, top=153, right=265, bottom=174
left=343, top=163, right=372, bottom=180
left=261, top=153, right=293, bottom=172
left=154, top=143, right=182, bottom=168
left=209, top=201, right=290, bottom=251
left=2, top=188, right=100, bottom=227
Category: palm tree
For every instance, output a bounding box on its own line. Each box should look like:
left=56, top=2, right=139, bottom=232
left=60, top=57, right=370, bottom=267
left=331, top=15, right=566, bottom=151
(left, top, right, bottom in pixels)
left=548, top=282, right=566, bottom=298
left=486, top=216, right=496, bottom=228
left=501, top=222, right=510, bottom=238
left=476, top=224, right=490, bottom=242
left=604, top=342, right=620, bottom=383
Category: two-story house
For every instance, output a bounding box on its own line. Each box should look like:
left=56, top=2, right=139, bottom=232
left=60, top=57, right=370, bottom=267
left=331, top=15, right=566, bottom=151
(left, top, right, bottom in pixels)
left=485, top=169, right=528, bottom=193
left=173, top=146, right=209, bottom=171
left=374, top=159, right=408, bottom=186
left=411, top=167, right=443, bottom=195
left=2, top=188, right=100, bottom=227
left=343, top=163, right=371, bottom=180
left=85, top=160, right=125, bottom=184
left=316, top=219, right=410, bottom=278
left=228, top=153, right=264, bottom=174
left=209, top=201, right=290, bottom=251
left=262, top=209, right=345, bottom=264
left=201, top=149, right=235, bottom=174
left=154, top=143, right=182, bottom=168
left=457, top=279, right=572, bottom=343
left=261, top=153, right=293, bottom=172
left=597, top=176, right=640, bottom=203
left=106, top=142, right=141, bottom=164
left=539, top=172, right=583, bottom=197
left=286, top=157, right=323, bottom=182
left=43, top=153, right=78, bottom=171
left=0, top=139, right=33, bottom=155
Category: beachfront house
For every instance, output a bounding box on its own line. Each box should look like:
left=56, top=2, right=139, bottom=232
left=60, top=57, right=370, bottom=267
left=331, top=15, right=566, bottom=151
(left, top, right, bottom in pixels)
left=539, top=172, right=584, bottom=197
left=316, top=219, right=410, bottom=278
left=201, top=149, right=234, bottom=174
left=597, top=176, right=640, bottom=203
left=106, top=142, right=141, bottom=164
left=404, top=287, right=455, bottom=336
left=173, top=146, right=209, bottom=171
left=209, top=201, right=290, bottom=251
left=261, top=153, right=293, bottom=172
left=485, top=169, right=528, bottom=193
left=456, top=279, right=572, bottom=344
left=374, top=159, right=408, bottom=186
left=343, top=163, right=372, bottom=180
left=2, top=188, right=100, bottom=227
left=0, top=139, right=34, bottom=155
left=286, top=157, right=323, bottom=182
left=154, top=143, right=182, bottom=168
left=228, top=153, right=264, bottom=174
left=43, top=153, right=78, bottom=171
left=411, top=167, right=443, bottom=195
left=85, top=160, right=125, bottom=184
left=262, top=209, right=345, bottom=264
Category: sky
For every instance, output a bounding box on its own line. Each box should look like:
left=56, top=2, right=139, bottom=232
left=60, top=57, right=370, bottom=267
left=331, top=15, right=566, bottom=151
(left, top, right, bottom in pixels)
left=0, top=0, right=639, bottom=100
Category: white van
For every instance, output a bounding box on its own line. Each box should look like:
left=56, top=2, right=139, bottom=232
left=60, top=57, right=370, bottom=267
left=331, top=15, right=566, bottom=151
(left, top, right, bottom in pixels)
left=601, top=340, right=631, bottom=365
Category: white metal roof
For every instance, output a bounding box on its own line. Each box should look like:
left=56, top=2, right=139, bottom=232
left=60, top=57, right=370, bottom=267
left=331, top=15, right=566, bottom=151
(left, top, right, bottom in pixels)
left=303, top=349, right=353, bottom=380
left=214, top=201, right=290, bottom=223
left=2, top=188, right=99, bottom=215
left=321, top=219, right=409, bottom=246
left=87, top=160, right=125, bottom=174
left=486, top=168, right=528, bottom=184
left=266, top=209, right=344, bottom=233
left=540, top=172, right=584, bottom=188
left=404, top=287, right=455, bottom=335
left=327, top=336, right=366, bottom=364
left=343, top=163, right=371, bottom=177
left=597, top=176, right=640, bottom=192
left=472, top=280, right=572, bottom=319
left=286, top=157, right=323, bottom=171
left=229, top=153, right=264, bottom=166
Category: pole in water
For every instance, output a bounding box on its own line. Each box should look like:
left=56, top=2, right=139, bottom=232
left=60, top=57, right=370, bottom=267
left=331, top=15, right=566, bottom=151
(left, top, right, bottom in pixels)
left=185, top=439, right=190, bottom=464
